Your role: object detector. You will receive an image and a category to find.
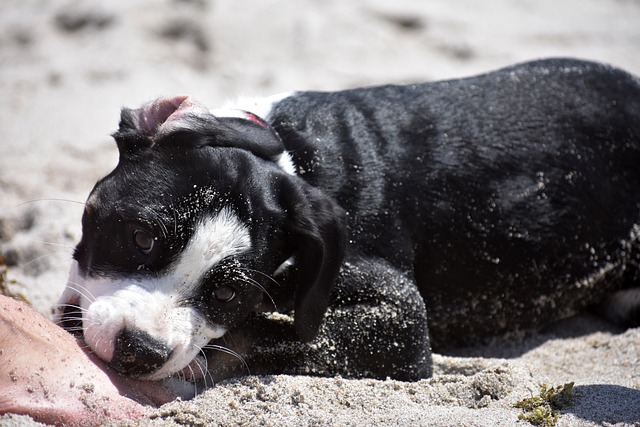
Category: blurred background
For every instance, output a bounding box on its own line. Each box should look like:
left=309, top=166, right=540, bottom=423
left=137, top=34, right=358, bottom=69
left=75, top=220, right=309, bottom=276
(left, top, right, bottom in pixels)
left=1, top=0, right=639, bottom=314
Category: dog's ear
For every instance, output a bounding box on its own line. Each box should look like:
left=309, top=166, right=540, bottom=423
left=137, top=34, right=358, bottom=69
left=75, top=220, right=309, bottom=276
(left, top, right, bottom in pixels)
left=112, top=96, right=190, bottom=157
left=199, top=114, right=286, bottom=162
left=112, top=96, right=285, bottom=162
left=285, top=183, right=347, bottom=342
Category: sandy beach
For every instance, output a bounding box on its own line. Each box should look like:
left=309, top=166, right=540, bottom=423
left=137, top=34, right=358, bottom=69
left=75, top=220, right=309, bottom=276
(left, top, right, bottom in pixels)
left=1, top=0, right=639, bottom=425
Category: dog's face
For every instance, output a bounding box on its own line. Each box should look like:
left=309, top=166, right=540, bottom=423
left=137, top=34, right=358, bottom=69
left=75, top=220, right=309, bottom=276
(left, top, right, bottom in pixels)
left=56, top=96, right=345, bottom=380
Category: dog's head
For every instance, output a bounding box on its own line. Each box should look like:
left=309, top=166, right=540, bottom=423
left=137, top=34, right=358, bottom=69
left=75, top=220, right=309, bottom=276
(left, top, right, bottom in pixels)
left=56, top=96, right=346, bottom=380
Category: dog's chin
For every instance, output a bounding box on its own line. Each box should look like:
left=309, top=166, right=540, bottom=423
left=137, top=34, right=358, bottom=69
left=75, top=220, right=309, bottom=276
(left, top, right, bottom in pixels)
left=136, top=348, right=211, bottom=384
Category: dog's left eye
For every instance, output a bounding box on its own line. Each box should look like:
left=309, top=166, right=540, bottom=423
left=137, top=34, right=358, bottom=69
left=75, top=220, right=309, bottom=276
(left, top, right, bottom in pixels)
left=214, top=286, right=236, bottom=303
left=133, top=229, right=155, bottom=254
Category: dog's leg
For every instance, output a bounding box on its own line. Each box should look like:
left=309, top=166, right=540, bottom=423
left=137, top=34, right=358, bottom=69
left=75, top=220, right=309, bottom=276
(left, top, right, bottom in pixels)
left=205, top=257, right=432, bottom=382
left=311, top=257, right=433, bottom=380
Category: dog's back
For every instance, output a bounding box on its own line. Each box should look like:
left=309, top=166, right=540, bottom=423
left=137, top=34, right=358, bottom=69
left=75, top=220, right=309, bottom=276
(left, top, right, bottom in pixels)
left=268, top=58, right=640, bottom=346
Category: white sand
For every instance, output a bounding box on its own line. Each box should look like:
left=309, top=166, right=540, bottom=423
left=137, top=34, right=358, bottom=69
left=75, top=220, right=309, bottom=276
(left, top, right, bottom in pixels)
left=1, top=1, right=639, bottom=426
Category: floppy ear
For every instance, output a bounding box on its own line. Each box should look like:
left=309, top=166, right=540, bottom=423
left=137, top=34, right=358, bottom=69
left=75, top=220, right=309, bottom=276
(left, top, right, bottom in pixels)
left=286, top=183, right=347, bottom=342
left=112, top=95, right=286, bottom=161
left=203, top=115, right=285, bottom=161
left=112, top=95, right=190, bottom=157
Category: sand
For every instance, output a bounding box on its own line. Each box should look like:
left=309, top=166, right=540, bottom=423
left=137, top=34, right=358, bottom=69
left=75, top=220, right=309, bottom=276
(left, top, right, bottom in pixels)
left=1, top=0, right=639, bottom=426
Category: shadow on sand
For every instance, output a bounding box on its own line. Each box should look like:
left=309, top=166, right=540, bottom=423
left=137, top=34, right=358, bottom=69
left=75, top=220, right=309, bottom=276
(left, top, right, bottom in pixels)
left=437, top=313, right=625, bottom=359
left=567, top=384, right=640, bottom=424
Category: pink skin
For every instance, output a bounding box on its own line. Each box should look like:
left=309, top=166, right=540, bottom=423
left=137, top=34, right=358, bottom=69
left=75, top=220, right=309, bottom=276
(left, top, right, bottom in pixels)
left=0, top=295, right=178, bottom=426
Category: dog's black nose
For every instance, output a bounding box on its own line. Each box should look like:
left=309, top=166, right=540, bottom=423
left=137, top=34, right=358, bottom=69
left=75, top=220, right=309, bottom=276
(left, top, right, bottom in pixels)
left=108, top=327, right=172, bottom=377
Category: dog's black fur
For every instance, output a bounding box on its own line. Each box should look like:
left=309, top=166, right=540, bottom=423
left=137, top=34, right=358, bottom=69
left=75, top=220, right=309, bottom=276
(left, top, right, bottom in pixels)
left=60, top=58, right=640, bottom=383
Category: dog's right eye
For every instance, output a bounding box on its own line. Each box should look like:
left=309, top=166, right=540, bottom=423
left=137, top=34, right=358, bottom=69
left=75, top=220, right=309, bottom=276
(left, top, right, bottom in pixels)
left=133, top=229, right=155, bottom=254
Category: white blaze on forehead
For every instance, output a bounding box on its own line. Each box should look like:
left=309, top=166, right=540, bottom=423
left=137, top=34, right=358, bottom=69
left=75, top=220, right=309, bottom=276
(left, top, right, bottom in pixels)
left=173, top=207, right=252, bottom=296
left=56, top=207, right=253, bottom=380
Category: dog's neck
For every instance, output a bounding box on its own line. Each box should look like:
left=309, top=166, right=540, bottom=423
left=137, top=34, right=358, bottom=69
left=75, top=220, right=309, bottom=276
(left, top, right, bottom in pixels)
left=209, top=108, right=268, bottom=127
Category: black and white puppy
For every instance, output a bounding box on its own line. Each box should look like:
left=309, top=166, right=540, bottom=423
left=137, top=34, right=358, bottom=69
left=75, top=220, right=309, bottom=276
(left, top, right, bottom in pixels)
left=56, top=58, right=640, bottom=386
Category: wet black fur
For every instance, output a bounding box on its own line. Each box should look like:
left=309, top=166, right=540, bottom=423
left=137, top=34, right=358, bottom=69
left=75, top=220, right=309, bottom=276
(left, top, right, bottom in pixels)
left=74, top=58, right=640, bottom=382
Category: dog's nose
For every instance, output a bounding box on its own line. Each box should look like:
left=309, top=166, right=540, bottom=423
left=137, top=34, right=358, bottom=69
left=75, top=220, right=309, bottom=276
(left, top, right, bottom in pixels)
left=108, top=327, right=172, bottom=377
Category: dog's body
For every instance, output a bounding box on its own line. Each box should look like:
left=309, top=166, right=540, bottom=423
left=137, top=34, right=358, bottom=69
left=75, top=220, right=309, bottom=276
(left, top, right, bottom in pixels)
left=57, top=58, right=640, bottom=386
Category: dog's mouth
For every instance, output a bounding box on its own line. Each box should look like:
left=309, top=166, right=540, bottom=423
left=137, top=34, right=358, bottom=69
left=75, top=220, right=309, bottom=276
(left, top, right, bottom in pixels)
left=57, top=294, right=217, bottom=383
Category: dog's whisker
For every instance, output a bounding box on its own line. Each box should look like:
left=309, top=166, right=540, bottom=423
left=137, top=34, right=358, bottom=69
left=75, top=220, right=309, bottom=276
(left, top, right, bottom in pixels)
left=65, top=328, right=85, bottom=334
left=56, top=305, right=89, bottom=317
left=57, top=310, right=91, bottom=324
left=171, top=367, right=186, bottom=390
left=205, top=369, right=215, bottom=390
left=187, top=375, right=198, bottom=398
left=26, top=239, right=76, bottom=252
left=59, top=316, right=88, bottom=331
left=171, top=206, right=179, bottom=236
left=193, top=358, right=208, bottom=396
left=238, top=267, right=282, bottom=288
left=238, top=275, right=278, bottom=312
left=156, top=218, right=169, bottom=239
left=16, top=198, right=86, bottom=207
left=222, top=330, right=243, bottom=351
left=56, top=303, right=89, bottom=336
left=184, top=362, right=198, bottom=397
left=90, top=328, right=106, bottom=353
left=65, top=281, right=97, bottom=304
left=20, top=252, right=69, bottom=269
left=189, top=345, right=208, bottom=390
left=55, top=302, right=87, bottom=311
left=144, top=206, right=169, bottom=239
left=202, top=343, right=250, bottom=375
left=197, top=346, right=212, bottom=390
